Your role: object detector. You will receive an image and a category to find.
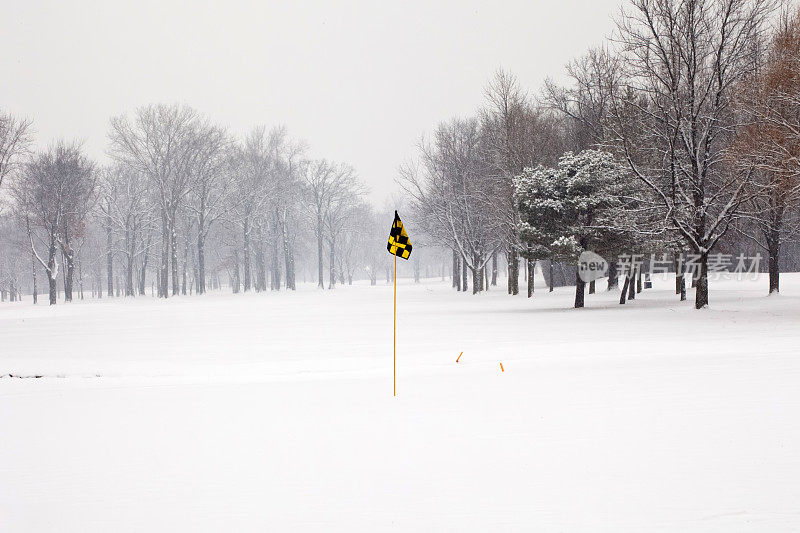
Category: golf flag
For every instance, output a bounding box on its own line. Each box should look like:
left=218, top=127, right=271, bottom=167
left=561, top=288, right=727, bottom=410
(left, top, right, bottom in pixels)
left=387, top=211, right=413, bottom=260
left=387, top=210, right=412, bottom=397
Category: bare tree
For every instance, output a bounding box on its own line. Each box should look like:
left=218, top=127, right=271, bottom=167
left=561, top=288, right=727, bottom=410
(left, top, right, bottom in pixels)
left=96, top=169, right=118, bottom=297
left=481, top=70, right=529, bottom=295
left=100, top=164, right=154, bottom=296
left=401, top=118, right=503, bottom=293
left=229, top=127, right=280, bottom=292
left=0, top=111, right=33, bottom=195
left=109, top=104, right=200, bottom=298
left=0, top=213, right=28, bottom=302
left=302, top=160, right=357, bottom=289
left=323, top=169, right=365, bottom=289
left=543, top=47, right=621, bottom=151
left=187, top=122, right=230, bottom=294
left=611, top=0, right=777, bottom=308
left=731, top=7, right=800, bottom=294
left=13, top=142, right=96, bottom=304
left=271, top=131, right=305, bottom=291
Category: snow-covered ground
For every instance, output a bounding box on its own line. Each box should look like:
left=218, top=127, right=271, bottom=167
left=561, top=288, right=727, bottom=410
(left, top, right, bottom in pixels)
left=2, top=273, right=800, bottom=532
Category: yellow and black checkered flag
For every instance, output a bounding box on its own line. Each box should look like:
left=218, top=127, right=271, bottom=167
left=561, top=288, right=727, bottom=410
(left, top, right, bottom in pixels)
left=387, top=211, right=412, bottom=260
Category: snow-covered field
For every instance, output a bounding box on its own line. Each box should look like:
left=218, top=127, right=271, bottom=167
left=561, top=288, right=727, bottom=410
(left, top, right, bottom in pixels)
left=2, top=273, right=800, bottom=532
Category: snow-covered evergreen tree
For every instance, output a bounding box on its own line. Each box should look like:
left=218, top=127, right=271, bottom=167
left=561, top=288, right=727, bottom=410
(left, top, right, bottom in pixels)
left=515, top=149, right=634, bottom=307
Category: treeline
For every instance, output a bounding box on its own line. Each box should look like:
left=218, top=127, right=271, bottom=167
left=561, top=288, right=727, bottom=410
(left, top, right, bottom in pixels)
left=403, top=0, right=800, bottom=308
left=0, top=105, right=446, bottom=305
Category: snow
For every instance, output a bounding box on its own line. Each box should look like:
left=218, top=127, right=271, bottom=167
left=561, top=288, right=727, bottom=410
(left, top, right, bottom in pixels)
left=2, top=273, right=800, bottom=531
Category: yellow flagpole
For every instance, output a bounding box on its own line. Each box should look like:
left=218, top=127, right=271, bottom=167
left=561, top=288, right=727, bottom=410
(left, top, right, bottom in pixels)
left=394, top=253, right=397, bottom=397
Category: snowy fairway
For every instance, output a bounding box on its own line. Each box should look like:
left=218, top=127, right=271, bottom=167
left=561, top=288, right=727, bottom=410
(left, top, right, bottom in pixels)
left=2, top=275, right=800, bottom=532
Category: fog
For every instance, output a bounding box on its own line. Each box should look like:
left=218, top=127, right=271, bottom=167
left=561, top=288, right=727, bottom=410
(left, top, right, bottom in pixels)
left=1, top=0, right=619, bottom=203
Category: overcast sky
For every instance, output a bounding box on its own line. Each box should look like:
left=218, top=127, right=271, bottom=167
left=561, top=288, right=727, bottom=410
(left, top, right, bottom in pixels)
left=2, top=0, right=621, bottom=204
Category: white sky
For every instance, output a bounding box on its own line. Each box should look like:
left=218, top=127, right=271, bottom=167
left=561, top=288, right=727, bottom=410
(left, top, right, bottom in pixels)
left=2, top=0, right=621, bottom=204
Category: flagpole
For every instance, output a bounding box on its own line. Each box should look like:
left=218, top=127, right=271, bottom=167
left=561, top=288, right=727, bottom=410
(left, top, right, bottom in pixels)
left=393, top=253, right=397, bottom=397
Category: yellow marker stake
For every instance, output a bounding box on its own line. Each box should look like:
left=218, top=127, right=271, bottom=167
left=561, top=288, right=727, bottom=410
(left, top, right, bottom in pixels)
left=386, top=210, right=412, bottom=397
left=456, top=352, right=463, bottom=363
left=500, top=363, right=504, bottom=372
left=394, top=254, right=396, bottom=397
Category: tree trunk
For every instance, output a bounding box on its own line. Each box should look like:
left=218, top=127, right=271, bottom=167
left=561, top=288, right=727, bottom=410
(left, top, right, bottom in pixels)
left=317, top=216, right=324, bottom=289
left=328, top=237, right=336, bottom=289
left=575, top=238, right=588, bottom=307
left=507, top=250, right=513, bottom=294
left=636, top=268, right=642, bottom=293
left=452, top=249, right=460, bottom=291
left=695, top=253, right=709, bottom=309
left=628, top=267, right=636, bottom=301
left=47, top=240, right=57, bottom=305
left=619, top=274, right=630, bottom=304
left=170, top=221, right=179, bottom=296
left=768, top=233, right=780, bottom=295
left=126, top=253, right=135, bottom=297
left=527, top=258, right=534, bottom=298
left=243, top=217, right=251, bottom=292
left=549, top=260, right=554, bottom=292
left=574, top=270, right=585, bottom=308
left=107, top=207, right=114, bottom=297
left=680, top=274, right=686, bottom=301
left=197, top=231, right=206, bottom=295
left=125, top=223, right=136, bottom=297
left=197, top=203, right=206, bottom=294
left=507, top=249, right=519, bottom=295
left=122, top=224, right=132, bottom=297
left=461, top=256, right=468, bottom=292
left=30, top=247, right=37, bottom=304
left=64, top=249, right=74, bottom=302
left=273, top=239, right=283, bottom=290
left=471, top=263, right=484, bottom=295
left=191, top=260, right=197, bottom=295
left=159, top=213, right=170, bottom=298
left=256, top=239, right=267, bottom=292
left=607, top=261, right=618, bottom=290
left=181, top=249, right=187, bottom=296
left=78, top=261, right=84, bottom=300
left=491, top=251, right=498, bottom=286
left=280, top=209, right=296, bottom=290
left=290, top=257, right=298, bottom=288
left=232, top=249, right=240, bottom=294
left=139, top=235, right=150, bottom=296
left=674, top=252, right=686, bottom=300
left=48, top=274, right=57, bottom=305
